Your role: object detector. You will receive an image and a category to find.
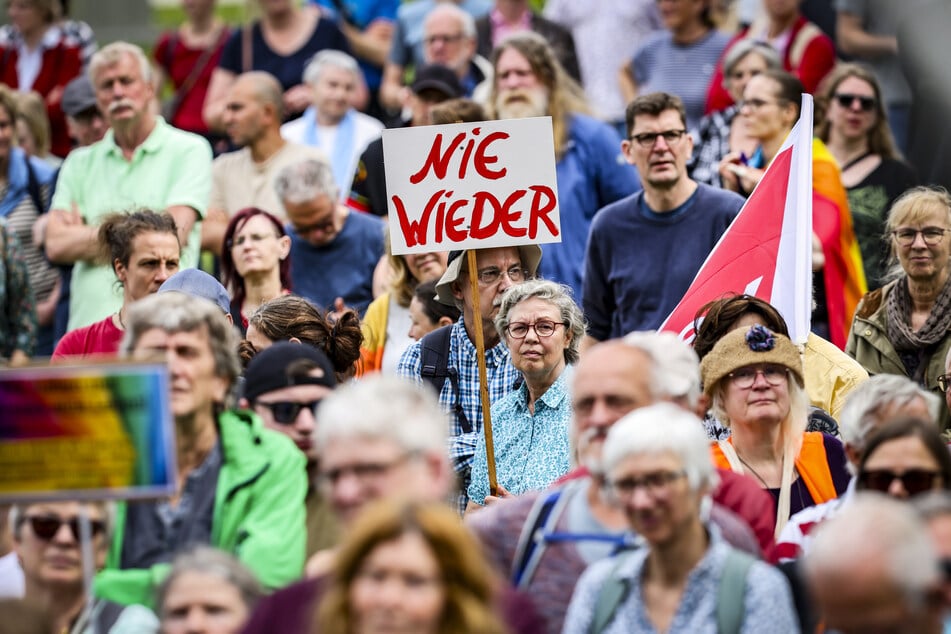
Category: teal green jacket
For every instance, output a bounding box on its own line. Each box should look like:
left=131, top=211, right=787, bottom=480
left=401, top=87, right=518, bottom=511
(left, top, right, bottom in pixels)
left=94, top=409, right=307, bottom=606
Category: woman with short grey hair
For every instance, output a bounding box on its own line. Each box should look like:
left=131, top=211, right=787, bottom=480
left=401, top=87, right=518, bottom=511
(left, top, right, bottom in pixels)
left=466, top=280, right=585, bottom=510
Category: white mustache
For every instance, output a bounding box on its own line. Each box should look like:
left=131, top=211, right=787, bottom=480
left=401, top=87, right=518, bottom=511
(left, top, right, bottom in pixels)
left=108, top=100, right=135, bottom=114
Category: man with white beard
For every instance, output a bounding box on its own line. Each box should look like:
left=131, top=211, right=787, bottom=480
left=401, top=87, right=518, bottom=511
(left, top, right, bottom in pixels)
left=487, top=32, right=639, bottom=302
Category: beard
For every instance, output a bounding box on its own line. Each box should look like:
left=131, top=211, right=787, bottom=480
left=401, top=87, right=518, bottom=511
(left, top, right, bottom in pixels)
left=495, top=87, right=550, bottom=120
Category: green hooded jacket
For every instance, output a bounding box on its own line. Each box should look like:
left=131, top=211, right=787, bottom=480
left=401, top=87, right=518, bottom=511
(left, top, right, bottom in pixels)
left=94, top=409, right=307, bottom=606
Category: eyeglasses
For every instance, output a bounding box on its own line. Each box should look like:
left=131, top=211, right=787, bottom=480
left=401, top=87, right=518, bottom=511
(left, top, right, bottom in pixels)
left=629, top=129, right=687, bottom=148
left=25, top=515, right=106, bottom=541
left=727, top=364, right=788, bottom=389
left=424, top=33, right=464, bottom=46
left=858, top=469, right=942, bottom=496
left=607, top=470, right=686, bottom=499
left=505, top=320, right=565, bottom=339
left=226, top=232, right=278, bottom=250
left=738, top=97, right=785, bottom=110
left=892, top=227, right=949, bottom=246
left=292, top=218, right=336, bottom=236
left=255, top=400, right=321, bottom=424
left=938, top=374, right=951, bottom=393
left=317, top=453, right=416, bottom=489
left=833, top=93, right=876, bottom=112
left=475, top=265, right=529, bottom=286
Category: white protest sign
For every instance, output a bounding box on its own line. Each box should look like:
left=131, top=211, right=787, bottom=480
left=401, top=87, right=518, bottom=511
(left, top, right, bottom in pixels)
left=383, top=116, right=561, bottom=255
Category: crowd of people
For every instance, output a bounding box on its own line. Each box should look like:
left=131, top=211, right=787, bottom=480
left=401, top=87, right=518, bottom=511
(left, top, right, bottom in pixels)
left=2, top=0, right=951, bottom=632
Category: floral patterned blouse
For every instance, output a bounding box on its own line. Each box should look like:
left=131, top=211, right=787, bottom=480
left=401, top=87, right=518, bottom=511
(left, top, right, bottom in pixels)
left=0, top=218, right=37, bottom=359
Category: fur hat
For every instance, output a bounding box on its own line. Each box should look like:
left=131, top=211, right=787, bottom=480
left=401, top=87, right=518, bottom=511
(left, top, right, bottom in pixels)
left=700, top=325, right=803, bottom=394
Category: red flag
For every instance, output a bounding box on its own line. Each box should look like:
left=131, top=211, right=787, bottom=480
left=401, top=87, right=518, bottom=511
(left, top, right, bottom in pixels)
left=660, top=96, right=816, bottom=344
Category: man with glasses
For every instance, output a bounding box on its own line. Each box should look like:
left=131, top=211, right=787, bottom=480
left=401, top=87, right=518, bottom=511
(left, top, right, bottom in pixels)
left=398, top=245, right=541, bottom=513
left=582, top=91, right=744, bottom=348
left=240, top=341, right=340, bottom=557
left=275, top=158, right=384, bottom=316
left=11, top=500, right=156, bottom=631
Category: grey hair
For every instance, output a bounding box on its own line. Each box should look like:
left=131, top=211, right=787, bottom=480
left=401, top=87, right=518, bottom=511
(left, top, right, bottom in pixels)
left=156, top=546, right=263, bottom=618
left=622, top=330, right=701, bottom=409
left=839, top=374, right=941, bottom=451
left=805, top=492, right=941, bottom=612
left=602, top=403, right=717, bottom=492
left=913, top=490, right=951, bottom=522
left=424, top=3, right=476, bottom=40
left=274, top=159, right=339, bottom=205
left=316, top=375, right=449, bottom=455
left=9, top=501, right=116, bottom=542
left=89, top=41, right=153, bottom=86
left=494, top=279, right=586, bottom=364
left=722, top=39, right=782, bottom=79
left=303, top=50, right=360, bottom=87
left=120, top=293, right=241, bottom=399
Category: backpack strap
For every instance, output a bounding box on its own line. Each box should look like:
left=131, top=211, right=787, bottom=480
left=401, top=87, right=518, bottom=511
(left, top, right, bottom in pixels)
left=510, top=486, right=566, bottom=587
left=589, top=553, right=634, bottom=634
left=24, top=157, right=48, bottom=214
left=716, top=548, right=756, bottom=634
left=419, top=325, right=472, bottom=434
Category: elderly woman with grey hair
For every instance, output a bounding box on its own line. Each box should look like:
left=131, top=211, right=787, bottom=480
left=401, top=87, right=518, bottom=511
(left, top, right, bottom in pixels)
left=465, top=279, right=585, bottom=511
left=563, top=403, right=797, bottom=633
left=156, top=546, right=263, bottom=634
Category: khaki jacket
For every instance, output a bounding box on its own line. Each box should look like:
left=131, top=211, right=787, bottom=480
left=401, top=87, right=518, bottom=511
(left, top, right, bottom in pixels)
left=846, top=280, right=951, bottom=428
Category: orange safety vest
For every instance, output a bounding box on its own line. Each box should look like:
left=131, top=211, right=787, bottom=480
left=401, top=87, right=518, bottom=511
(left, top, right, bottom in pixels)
left=710, top=431, right=839, bottom=505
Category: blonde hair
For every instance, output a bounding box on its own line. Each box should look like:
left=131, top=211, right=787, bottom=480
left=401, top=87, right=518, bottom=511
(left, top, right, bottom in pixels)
left=14, top=91, right=51, bottom=158
left=313, top=501, right=507, bottom=634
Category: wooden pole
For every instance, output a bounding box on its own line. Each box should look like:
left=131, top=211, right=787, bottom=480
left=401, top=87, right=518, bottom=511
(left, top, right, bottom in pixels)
left=466, top=250, right=498, bottom=496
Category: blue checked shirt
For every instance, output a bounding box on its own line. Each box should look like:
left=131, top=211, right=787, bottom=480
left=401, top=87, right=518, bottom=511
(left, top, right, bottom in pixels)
left=397, top=318, right=521, bottom=512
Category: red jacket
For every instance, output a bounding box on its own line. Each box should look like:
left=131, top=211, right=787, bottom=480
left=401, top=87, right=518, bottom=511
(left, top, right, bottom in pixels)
left=1, top=34, right=83, bottom=158
left=705, top=15, right=836, bottom=115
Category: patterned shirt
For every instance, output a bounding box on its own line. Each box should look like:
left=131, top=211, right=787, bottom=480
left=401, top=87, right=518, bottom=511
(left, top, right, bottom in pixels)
left=0, top=219, right=37, bottom=358
left=397, top=318, right=521, bottom=512
left=468, top=367, right=573, bottom=505
left=563, top=531, right=799, bottom=634
left=689, top=105, right=737, bottom=188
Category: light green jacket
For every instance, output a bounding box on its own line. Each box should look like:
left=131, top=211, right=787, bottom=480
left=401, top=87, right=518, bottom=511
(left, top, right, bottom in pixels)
left=94, top=409, right=307, bottom=606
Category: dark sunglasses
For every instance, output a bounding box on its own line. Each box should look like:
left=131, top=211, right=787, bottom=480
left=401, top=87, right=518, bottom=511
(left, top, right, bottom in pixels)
left=256, top=400, right=321, bottom=425
left=25, top=515, right=106, bottom=541
left=858, top=469, right=941, bottom=496
left=833, top=93, right=876, bottom=112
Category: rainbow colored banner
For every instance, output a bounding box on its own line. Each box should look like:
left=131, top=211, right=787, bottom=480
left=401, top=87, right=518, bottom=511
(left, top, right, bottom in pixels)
left=0, top=362, right=176, bottom=502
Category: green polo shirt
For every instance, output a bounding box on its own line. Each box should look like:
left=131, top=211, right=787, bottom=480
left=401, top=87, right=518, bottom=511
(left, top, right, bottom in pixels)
left=52, top=118, right=211, bottom=330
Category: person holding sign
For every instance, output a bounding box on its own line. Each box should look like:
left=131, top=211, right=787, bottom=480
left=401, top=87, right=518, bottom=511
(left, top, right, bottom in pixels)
left=95, top=292, right=307, bottom=606
left=398, top=245, right=541, bottom=514
left=465, top=280, right=584, bottom=510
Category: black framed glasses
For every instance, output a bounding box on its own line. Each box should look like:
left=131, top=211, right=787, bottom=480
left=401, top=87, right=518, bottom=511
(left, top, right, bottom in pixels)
left=833, top=92, right=876, bottom=112
left=504, top=320, right=565, bottom=339
left=858, top=469, right=942, bottom=496
left=607, top=470, right=687, bottom=499
left=25, top=515, right=106, bottom=541
left=423, top=33, right=465, bottom=46
left=727, top=364, right=788, bottom=389
left=255, top=400, right=321, bottom=424
left=476, top=265, right=529, bottom=286
left=938, top=374, right=951, bottom=393
left=892, top=227, right=949, bottom=246
left=629, top=129, right=687, bottom=148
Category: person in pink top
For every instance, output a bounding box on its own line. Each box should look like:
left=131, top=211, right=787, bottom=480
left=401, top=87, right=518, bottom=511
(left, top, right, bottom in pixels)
left=51, top=210, right=180, bottom=361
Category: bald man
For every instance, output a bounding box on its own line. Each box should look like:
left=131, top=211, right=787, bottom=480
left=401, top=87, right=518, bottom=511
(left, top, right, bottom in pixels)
left=203, top=71, right=329, bottom=254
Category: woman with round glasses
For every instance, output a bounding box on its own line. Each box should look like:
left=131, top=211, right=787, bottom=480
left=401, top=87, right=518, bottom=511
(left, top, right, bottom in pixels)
left=719, top=69, right=866, bottom=349
left=857, top=417, right=951, bottom=499
left=465, top=279, right=585, bottom=511
left=817, top=63, right=918, bottom=289
left=563, top=403, right=797, bottom=633
left=701, top=324, right=850, bottom=537
left=847, top=186, right=951, bottom=428
left=220, top=207, right=292, bottom=336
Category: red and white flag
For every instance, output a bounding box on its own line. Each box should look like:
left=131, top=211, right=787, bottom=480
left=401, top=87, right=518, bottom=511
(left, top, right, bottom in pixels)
left=660, top=95, right=814, bottom=345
